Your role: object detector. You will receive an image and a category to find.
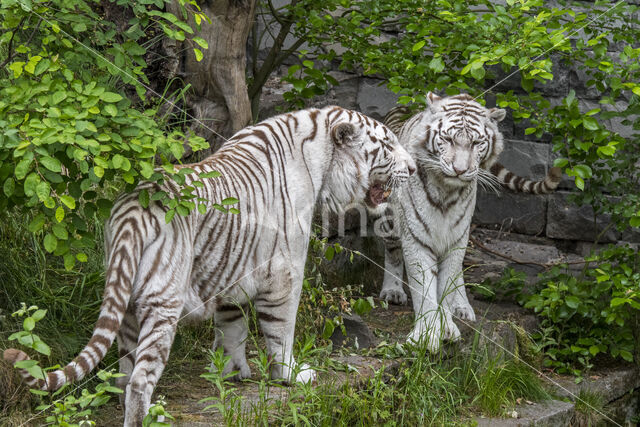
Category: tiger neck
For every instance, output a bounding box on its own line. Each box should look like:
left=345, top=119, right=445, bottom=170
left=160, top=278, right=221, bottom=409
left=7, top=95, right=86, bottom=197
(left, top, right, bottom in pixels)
left=417, top=167, right=476, bottom=205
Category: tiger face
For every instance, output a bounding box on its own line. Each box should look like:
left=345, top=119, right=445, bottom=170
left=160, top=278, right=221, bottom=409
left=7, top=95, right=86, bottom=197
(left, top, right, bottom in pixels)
left=321, top=107, right=416, bottom=212
left=413, top=93, right=506, bottom=187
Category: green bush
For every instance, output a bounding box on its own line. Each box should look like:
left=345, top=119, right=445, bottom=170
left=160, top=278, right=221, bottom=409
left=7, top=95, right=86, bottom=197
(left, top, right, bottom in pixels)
left=524, top=246, right=640, bottom=376
left=0, top=0, right=210, bottom=270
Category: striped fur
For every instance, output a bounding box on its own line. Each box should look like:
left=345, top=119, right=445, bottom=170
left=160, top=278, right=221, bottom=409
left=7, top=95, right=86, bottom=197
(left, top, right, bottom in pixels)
left=4, top=106, right=415, bottom=426
left=377, top=93, right=560, bottom=352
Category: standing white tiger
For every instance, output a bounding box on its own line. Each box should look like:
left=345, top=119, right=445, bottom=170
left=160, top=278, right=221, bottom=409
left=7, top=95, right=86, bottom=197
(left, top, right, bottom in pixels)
left=379, top=93, right=561, bottom=351
left=4, top=106, right=415, bottom=426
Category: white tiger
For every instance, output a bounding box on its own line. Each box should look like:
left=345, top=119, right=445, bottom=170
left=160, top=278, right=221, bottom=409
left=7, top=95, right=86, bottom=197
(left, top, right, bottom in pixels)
left=378, top=93, right=561, bottom=351
left=4, top=106, right=416, bottom=426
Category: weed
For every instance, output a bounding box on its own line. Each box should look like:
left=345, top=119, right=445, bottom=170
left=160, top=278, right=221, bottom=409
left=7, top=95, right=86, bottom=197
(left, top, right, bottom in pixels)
left=573, top=390, right=607, bottom=427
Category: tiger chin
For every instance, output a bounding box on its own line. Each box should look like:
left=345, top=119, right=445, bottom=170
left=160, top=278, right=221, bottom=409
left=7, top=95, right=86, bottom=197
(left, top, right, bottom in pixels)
left=4, top=106, right=415, bottom=426
left=379, top=92, right=562, bottom=353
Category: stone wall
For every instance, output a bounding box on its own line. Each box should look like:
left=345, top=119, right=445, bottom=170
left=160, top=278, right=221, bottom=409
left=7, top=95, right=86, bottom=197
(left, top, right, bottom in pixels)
left=253, top=6, right=637, bottom=244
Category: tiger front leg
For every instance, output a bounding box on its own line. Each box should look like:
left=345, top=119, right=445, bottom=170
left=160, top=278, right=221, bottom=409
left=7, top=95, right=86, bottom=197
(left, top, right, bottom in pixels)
left=438, top=240, right=476, bottom=328
left=254, top=268, right=315, bottom=384
left=402, top=242, right=444, bottom=353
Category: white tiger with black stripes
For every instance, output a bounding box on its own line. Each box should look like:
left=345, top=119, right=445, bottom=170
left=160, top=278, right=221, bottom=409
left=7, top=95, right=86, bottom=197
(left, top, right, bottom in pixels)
left=379, top=92, right=561, bottom=351
left=4, top=106, right=415, bottom=426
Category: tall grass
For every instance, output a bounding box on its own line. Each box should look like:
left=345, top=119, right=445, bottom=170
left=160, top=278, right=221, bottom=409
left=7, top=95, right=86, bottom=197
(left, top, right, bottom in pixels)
left=200, top=327, right=550, bottom=426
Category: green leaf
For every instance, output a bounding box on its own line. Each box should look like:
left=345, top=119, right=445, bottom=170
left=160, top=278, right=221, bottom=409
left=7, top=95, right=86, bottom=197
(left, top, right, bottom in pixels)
left=32, top=309, right=47, bottom=321
left=412, top=40, right=425, bottom=51
left=221, top=197, right=239, bottom=205
left=165, top=209, right=176, bottom=223
left=582, top=117, right=599, bottom=130
left=139, top=189, right=150, bottom=208
left=193, top=37, right=208, bottom=49
left=632, top=86, right=640, bottom=97
left=140, top=162, right=154, bottom=179
left=3, top=178, right=15, bottom=196
left=32, top=340, right=51, bottom=356
left=51, top=91, right=67, bottom=105
left=194, top=48, right=203, bottom=62
left=23, top=317, right=35, bottom=332
left=60, top=195, right=76, bottom=209
left=64, top=253, right=75, bottom=271
left=103, top=104, right=117, bottom=117
left=52, top=223, right=68, bottom=240
left=15, top=158, right=33, bottom=180
left=28, top=214, right=46, bottom=232
left=43, top=233, right=57, bottom=253
left=101, top=92, right=123, bottom=103
left=199, top=171, right=221, bottom=179
left=55, top=206, right=65, bottom=222
left=565, top=296, right=580, bottom=309
left=324, top=246, right=335, bottom=261
left=35, top=181, right=50, bottom=201
left=77, top=252, right=88, bottom=262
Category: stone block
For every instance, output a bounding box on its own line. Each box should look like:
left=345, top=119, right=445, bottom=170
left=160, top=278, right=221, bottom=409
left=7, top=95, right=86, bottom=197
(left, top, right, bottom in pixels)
left=498, top=139, right=552, bottom=180
left=474, top=192, right=547, bottom=236
left=476, top=400, right=575, bottom=427
left=546, top=192, right=618, bottom=242
left=330, top=314, right=376, bottom=349
left=356, top=78, right=399, bottom=121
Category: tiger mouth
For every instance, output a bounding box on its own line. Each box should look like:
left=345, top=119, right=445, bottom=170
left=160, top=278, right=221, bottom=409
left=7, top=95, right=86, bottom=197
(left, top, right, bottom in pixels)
left=366, top=181, right=393, bottom=207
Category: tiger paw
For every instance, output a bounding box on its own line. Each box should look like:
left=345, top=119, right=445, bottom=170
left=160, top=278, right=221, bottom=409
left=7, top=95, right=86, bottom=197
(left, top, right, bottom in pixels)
left=380, top=287, right=408, bottom=305
left=407, top=323, right=442, bottom=353
left=451, top=303, right=476, bottom=322
left=443, top=318, right=461, bottom=342
left=295, top=364, right=316, bottom=384
left=218, top=358, right=251, bottom=381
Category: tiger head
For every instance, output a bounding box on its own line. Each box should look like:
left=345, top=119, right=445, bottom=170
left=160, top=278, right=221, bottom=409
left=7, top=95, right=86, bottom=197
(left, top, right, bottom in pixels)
left=320, top=107, right=416, bottom=212
left=409, top=92, right=506, bottom=187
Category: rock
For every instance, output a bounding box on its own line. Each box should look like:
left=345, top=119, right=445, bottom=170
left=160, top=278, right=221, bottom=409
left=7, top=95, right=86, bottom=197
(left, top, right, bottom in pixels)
left=356, top=78, right=399, bottom=120
left=546, top=192, right=618, bottom=242
left=553, top=366, right=640, bottom=404
left=605, top=387, right=640, bottom=426
left=498, top=139, right=552, bottom=180
left=476, top=400, right=575, bottom=427
left=330, top=314, right=376, bottom=349
left=474, top=192, right=547, bottom=235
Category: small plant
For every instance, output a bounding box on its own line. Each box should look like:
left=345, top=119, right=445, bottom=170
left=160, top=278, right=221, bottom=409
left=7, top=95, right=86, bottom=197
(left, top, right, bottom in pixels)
left=573, top=390, right=607, bottom=427
left=472, top=268, right=527, bottom=303
left=200, top=347, right=243, bottom=425
left=143, top=396, right=175, bottom=427
left=6, top=304, right=123, bottom=426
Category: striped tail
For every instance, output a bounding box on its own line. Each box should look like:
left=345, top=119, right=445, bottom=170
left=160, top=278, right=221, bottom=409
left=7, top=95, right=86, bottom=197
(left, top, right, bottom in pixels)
left=3, top=224, right=142, bottom=392
left=490, top=163, right=563, bottom=194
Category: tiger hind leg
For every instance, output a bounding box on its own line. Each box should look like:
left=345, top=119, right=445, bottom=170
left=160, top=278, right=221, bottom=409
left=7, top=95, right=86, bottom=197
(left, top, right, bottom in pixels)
left=213, top=303, right=251, bottom=380
left=116, top=308, right=139, bottom=410
left=122, top=239, right=191, bottom=427
left=380, top=234, right=407, bottom=305
left=255, top=268, right=315, bottom=384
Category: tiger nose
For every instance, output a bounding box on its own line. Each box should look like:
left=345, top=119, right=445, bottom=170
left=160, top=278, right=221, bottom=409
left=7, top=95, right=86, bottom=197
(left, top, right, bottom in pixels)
left=408, top=164, right=416, bottom=176
left=453, top=165, right=467, bottom=176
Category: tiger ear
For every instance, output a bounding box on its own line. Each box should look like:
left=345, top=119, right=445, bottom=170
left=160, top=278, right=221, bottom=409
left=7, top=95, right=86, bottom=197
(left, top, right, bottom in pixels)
left=426, top=91, right=443, bottom=113
left=488, top=108, right=507, bottom=122
left=331, top=122, right=362, bottom=146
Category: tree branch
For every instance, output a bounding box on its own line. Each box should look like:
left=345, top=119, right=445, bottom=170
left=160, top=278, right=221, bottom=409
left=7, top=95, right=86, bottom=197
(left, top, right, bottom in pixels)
left=0, top=16, right=27, bottom=69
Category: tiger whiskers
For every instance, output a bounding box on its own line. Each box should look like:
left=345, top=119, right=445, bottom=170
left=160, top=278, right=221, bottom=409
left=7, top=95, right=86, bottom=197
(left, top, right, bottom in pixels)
left=477, top=168, right=502, bottom=194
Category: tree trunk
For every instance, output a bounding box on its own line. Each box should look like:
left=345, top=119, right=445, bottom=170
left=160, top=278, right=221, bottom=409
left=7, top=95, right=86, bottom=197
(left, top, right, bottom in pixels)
left=166, top=0, right=257, bottom=155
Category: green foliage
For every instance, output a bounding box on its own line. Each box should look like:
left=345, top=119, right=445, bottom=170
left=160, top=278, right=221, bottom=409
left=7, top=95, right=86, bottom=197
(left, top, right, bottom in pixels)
left=8, top=303, right=123, bottom=427
left=0, top=0, right=211, bottom=269
left=143, top=397, right=175, bottom=427
left=522, top=246, right=640, bottom=376
left=200, top=330, right=549, bottom=424
left=275, top=0, right=640, bottom=232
